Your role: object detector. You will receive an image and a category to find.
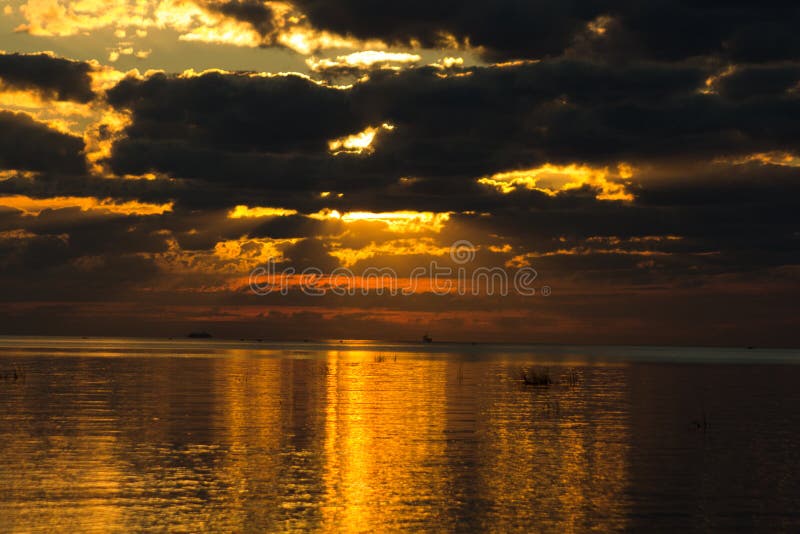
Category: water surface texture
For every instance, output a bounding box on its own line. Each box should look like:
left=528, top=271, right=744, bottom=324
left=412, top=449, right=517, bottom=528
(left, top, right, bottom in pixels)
left=1, top=338, right=799, bottom=532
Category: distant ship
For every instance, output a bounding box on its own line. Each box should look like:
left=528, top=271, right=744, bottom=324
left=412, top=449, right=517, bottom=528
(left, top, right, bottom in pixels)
left=422, top=333, right=433, bottom=343
left=187, top=331, right=212, bottom=339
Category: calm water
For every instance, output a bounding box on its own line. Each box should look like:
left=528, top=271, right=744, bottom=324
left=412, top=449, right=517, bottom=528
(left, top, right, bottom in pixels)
left=1, top=337, right=799, bottom=532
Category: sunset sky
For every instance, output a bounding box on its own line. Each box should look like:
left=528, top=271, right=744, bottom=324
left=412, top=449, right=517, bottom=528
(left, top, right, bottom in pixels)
left=0, top=1, right=798, bottom=345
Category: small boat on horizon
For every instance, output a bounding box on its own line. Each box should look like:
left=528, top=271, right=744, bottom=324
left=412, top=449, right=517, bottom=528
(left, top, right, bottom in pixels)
left=187, top=331, right=212, bottom=339
left=422, top=333, right=433, bottom=343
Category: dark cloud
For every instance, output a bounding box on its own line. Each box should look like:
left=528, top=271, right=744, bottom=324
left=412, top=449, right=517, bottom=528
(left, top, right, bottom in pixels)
left=208, top=0, right=275, bottom=37
left=292, top=1, right=800, bottom=62
left=0, top=229, right=71, bottom=273
left=104, top=61, right=800, bottom=210
left=283, top=237, right=339, bottom=272
left=349, top=62, right=716, bottom=170
left=716, top=64, right=800, bottom=100
left=0, top=171, right=186, bottom=208
left=107, top=72, right=358, bottom=154
left=0, top=52, right=95, bottom=103
left=605, top=3, right=800, bottom=63
left=0, top=208, right=172, bottom=262
left=293, top=0, right=602, bottom=60
left=0, top=111, right=87, bottom=173
left=464, top=162, right=800, bottom=276
left=248, top=214, right=330, bottom=240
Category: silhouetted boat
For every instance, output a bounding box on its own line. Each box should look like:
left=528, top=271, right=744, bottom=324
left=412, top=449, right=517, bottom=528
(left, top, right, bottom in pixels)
left=187, top=331, right=212, bottom=339
left=422, top=333, right=433, bottom=343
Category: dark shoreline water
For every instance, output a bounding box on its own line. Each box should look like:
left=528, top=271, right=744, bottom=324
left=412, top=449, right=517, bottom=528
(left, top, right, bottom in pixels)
left=0, top=335, right=798, bottom=363
left=1, top=338, right=799, bottom=532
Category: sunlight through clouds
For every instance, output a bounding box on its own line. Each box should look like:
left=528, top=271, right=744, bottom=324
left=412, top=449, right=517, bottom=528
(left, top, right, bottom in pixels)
left=307, top=51, right=421, bottom=73
left=309, top=209, right=451, bottom=233
left=13, top=0, right=391, bottom=55
left=328, top=123, right=394, bottom=155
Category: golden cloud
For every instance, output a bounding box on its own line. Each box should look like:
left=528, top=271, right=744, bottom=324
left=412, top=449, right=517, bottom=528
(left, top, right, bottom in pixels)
left=478, top=163, right=634, bottom=201
left=0, top=195, right=173, bottom=216
left=327, top=237, right=451, bottom=267
left=714, top=151, right=800, bottom=167
left=228, top=205, right=299, bottom=218
left=148, top=235, right=300, bottom=274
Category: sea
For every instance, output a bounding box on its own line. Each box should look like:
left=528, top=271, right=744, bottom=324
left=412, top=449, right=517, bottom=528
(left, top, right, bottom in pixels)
left=1, top=336, right=799, bottom=532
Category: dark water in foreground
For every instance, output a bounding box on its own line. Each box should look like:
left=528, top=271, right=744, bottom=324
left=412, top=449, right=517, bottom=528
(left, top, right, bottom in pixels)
left=1, top=338, right=799, bottom=532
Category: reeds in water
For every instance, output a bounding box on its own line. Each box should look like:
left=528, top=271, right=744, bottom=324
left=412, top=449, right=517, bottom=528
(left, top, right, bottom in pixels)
left=1, top=365, right=25, bottom=383
left=560, top=368, right=580, bottom=387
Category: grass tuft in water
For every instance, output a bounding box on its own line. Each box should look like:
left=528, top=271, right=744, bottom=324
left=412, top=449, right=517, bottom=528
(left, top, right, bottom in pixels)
left=521, top=367, right=552, bottom=386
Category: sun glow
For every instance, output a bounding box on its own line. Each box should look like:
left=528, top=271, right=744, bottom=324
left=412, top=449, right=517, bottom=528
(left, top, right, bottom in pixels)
left=307, top=51, right=421, bottom=72
left=310, top=209, right=451, bottom=233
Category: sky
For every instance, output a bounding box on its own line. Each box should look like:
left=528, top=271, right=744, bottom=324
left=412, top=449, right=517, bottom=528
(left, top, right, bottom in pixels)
left=0, top=1, right=798, bottom=346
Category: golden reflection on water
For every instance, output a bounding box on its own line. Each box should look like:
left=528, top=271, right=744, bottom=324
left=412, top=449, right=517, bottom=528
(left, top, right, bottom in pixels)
left=0, top=352, right=634, bottom=532
left=320, top=353, right=450, bottom=531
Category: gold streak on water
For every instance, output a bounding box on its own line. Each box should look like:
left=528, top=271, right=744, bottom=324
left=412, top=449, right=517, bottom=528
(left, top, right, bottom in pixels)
left=320, top=353, right=448, bottom=530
